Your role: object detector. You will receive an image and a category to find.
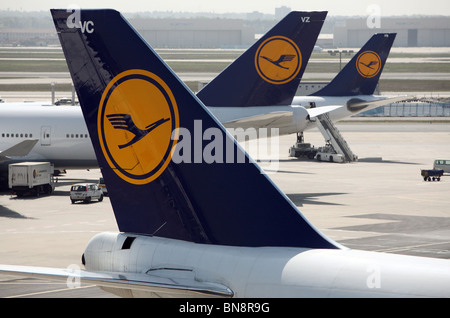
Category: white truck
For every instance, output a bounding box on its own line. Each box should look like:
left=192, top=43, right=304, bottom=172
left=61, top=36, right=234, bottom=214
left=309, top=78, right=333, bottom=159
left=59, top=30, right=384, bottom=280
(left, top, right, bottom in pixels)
left=8, top=162, right=54, bottom=197
left=434, top=159, right=450, bottom=173
left=314, top=144, right=345, bottom=163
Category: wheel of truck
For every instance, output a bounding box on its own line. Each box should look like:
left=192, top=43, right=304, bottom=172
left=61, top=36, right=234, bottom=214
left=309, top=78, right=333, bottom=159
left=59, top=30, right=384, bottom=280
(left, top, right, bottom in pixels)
left=45, top=184, right=52, bottom=195
left=427, top=177, right=431, bottom=181
left=329, top=156, right=333, bottom=162
left=316, top=155, right=321, bottom=161
left=71, top=199, right=76, bottom=204
left=98, top=194, right=103, bottom=202
left=437, top=177, right=441, bottom=181
left=307, top=153, right=315, bottom=160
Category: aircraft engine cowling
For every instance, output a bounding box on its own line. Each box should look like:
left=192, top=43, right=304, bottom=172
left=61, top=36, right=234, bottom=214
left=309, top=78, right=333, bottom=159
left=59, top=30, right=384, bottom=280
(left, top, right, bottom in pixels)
left=82, top=232, right=143, bottom=273
left=292, top=106, right=311, bottom=132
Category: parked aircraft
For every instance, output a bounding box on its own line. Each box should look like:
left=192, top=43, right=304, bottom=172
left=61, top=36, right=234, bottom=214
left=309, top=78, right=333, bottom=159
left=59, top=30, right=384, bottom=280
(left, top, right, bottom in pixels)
left=0, top=14, right=406, bottom=181
left=1, top=9, right=448, bottom=298
left=196, top=11, right=327, bottom=107
left=205, top=33, right=407, bottom=135
left=0, top=139, right=38, bottom=163
left=0, top=10, right=324, bottom=185
left=0, top=105, right=95, bottom=185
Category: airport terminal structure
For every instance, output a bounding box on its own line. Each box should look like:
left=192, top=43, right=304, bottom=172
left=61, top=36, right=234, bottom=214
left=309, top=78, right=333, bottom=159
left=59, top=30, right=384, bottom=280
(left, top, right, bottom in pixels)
left=128, top=17, right=255, bottom=48
left=1, top=9, right=450, bottom=48
left=334, top=16, right=450, bottom=48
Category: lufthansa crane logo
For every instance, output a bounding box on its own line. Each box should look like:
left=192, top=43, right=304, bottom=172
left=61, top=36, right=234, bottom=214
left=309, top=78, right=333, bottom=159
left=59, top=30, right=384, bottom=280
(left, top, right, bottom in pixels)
left=255, top=36, right=302, bottom=85
left=98, top=69, right=179, bottom=185
left=356, top=51, right=382, bottom=78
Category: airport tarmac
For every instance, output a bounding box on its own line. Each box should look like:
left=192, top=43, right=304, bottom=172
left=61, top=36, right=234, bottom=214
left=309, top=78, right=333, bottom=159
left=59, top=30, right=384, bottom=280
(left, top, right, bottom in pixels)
left=0, top=121, right=450, bottom=297
left=1, top=71, right=448, bottom=87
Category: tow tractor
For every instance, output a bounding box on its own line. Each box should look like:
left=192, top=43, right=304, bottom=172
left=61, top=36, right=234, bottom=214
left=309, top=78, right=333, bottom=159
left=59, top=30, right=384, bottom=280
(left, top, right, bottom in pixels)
left=288, top=133, right=317, bottom=159
left=315, top=143, right=345, bottom=163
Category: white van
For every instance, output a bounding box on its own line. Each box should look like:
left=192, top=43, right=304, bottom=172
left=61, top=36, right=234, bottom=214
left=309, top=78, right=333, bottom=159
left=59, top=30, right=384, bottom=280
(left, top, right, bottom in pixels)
left=433, top=159, right=450, bottom=173
left=70, top=183, right=103, bottom=203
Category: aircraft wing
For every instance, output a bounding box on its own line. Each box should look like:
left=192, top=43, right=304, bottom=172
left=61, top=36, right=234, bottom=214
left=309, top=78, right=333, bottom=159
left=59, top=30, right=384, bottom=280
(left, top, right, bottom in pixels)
left=347, top=95, right=415, bottom=112
left=307, top=105, right=342, bottom=118
left=223, top=105, right=344, bottom=130
left=0, top=265, right=233, bottom=298
left=223, top=111, right=293, bottom=130
left=0, top=139, right=38, bottom=162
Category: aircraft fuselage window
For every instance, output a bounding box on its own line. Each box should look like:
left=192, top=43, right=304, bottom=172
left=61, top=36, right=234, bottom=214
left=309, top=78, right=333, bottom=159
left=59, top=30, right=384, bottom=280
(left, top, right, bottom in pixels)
left=2, top=133, right=33, bottom=138
left=66, top=133, right=89, bottom=139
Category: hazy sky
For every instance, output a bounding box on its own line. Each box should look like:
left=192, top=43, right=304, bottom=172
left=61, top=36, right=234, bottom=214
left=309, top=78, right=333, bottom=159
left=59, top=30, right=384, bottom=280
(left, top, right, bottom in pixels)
left=1, top=0, right=449, bottom=16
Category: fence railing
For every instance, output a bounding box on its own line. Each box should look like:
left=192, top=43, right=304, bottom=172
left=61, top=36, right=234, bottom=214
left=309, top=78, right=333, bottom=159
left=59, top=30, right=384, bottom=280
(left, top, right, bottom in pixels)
left=358, top=102, right=450, bottom=117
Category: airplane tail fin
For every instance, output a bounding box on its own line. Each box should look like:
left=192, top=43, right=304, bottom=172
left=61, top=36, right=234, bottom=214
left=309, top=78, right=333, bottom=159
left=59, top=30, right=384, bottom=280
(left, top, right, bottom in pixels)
left=312, top=33, right=396, bottom=97
left=51, top=9, right=338, bottom=249
left=197, top=11, right=327, bottom=106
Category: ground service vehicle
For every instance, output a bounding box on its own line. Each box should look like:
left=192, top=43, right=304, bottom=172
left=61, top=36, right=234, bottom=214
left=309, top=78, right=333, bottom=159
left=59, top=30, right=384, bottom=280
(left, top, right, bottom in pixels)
left=70, top=183, right=104, bottom=203
left=8, top=162, right=54, bottom=197
left=98, top=177, right=108, bottom=196
left=434, top=159, right=450, bottom=173
left=289, top=142, right=317, bottom=159
left=421, top=169, right=444, bottom=181
left=315, top=145, right=345, bottom=163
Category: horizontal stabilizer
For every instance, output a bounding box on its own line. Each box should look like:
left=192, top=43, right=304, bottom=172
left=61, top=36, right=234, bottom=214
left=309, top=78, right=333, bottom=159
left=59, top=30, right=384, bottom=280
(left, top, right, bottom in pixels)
left=0, top=265, right=233, bottom=297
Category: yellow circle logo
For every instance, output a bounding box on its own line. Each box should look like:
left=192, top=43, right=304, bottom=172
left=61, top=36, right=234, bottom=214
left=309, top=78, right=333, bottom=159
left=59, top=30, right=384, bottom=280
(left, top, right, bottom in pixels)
left=255, top=36, right=302, bottom=85
left=98, top=69, right=179, bottom=185
left=356, top=51, right=382, bottom=78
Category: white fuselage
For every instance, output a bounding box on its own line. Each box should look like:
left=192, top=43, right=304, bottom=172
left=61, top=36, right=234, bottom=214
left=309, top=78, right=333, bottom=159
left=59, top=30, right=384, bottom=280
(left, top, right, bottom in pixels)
left=0, top=105, right=96, bottom=169
left=210, top=94, right=388, bottom=134
left=0, top=95, right=387, bottom=169
left=84, top=232, right=450, bottom=298
left=292, top=94, right=386, bottom=122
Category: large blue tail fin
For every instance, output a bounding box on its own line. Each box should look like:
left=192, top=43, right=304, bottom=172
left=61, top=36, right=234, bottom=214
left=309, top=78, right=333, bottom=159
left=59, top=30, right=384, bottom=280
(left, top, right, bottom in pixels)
left=312, top=33, right=396, bottom=97
left=51, top=9, right=338, bottom=249
left=197, top=11, right=327, bottom=106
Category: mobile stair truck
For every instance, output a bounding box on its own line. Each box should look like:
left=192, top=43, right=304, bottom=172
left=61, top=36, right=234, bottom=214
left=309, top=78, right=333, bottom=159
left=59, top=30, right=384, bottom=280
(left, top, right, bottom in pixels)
left=8, top=162, right=54, bottom=197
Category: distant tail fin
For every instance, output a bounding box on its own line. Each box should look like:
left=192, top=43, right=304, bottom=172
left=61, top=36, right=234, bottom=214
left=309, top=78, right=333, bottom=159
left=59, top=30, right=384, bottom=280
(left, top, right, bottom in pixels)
left=197, top=11, right=327, bottom=106
left=52, top=9, right=338, bottom=249
left=312, top=33, right=396, bottom=97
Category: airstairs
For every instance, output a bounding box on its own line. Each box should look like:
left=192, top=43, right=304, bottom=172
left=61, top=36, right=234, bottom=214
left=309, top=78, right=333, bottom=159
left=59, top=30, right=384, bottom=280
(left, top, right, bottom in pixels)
left=315, top=113, right=358, bottom=162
